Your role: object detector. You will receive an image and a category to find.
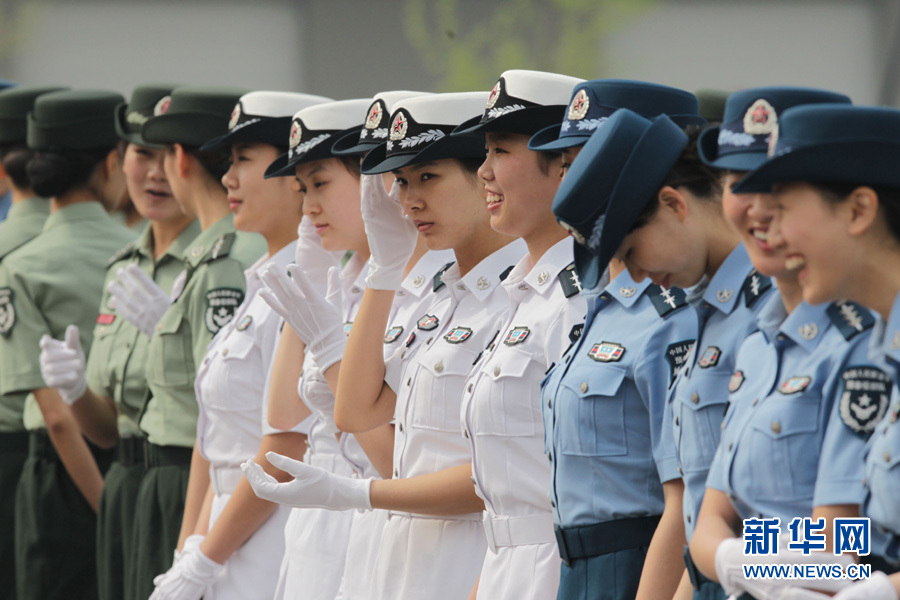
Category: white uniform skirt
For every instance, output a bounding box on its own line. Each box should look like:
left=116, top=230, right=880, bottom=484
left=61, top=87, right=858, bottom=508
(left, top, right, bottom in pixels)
left=476, top=541, right=561, bottom=600
left=373, top=514, right=486, bottom=600
left=203, top=467, right=291, bottom=600
left=335, top=508, right=388, bottom=600
left=273, top=453, right=355, bottom=600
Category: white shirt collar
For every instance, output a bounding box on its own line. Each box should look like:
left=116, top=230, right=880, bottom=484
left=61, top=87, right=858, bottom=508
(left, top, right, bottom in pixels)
left=444, top=238, right=527, bottom=303
left=399, top=249, right=456, bottom=298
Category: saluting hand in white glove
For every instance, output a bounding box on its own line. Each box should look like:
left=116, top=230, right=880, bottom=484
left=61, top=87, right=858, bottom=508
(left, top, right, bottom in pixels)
left=259, top=265, right=345, bottom=370
left=39, top=325, right=86, bottom=405
left=149, top=541, right=223, bottom=600
left=241, top=451, right=372, bottom=512
left=294, top=216, right=341, bottom=297
left=360, top=175, right=418, bottom=291
left=107, top=263, right=172, bottom=336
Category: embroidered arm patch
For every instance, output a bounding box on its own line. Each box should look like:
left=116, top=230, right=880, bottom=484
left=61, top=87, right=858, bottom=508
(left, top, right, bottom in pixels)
left=205, top=288, right=244, bottom=334
left=839, top=366, right=892, bottom=435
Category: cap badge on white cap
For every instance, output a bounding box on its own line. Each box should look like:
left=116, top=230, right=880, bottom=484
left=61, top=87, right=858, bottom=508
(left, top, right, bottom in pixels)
left=154, top=95, right=171, bottom=116
left=289, top=120, right=302, bottom=149
left=228, top=103, right=241, bottom=130
left=365, top=102, right=382, bottom=130
left=486, top=81, right=501, bottom=109
left=568, top=89, right=589, bottom=121
left=743, top=99, right=777, bottom=135
left=390, top=112, right=409, bottom=141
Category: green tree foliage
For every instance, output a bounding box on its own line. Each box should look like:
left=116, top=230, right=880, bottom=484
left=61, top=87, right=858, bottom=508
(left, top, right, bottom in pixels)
left=404, top=0, right=657, bottom=91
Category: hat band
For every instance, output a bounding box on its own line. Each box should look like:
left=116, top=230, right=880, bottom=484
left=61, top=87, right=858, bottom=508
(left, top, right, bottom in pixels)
left=28, top=113, right=119, bottom=150
left=359, top=127, right=387, bottom=143
left=124, top=109, right=152, bottom=133
left=229, top=116, right=262, bottom=134
left=560, top=105, right=616, bottom=137
left=289, top=133, right=332, bottom=160
left=385, top=126, right=452, bottom=158
left=717, top=120, right=770, bottom=156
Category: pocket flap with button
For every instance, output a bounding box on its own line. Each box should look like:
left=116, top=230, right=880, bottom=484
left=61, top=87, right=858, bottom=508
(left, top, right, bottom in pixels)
left=156, top=306, right=185, bottom=335
left=488, top=348, right=533, bottom=381
left=421, top=347, right=478, bottom=378
left=220, top=331, right=255, bottom=361
left=682, top=371, right=732, bottom=412
left=562, top=364, right=627, bottom=399
left=558, top=364, right=628, bottom=456
left=751, top=398, right=820, bottom=439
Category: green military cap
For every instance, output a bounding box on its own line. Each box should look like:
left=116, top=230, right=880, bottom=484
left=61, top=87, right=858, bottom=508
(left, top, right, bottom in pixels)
left=695, top=89, right=730, bottom=125
left=27, top=89, right=124, bottom=150
left=0, top=85, right=69, bottom=145
left=115, top=84, right=181, bottom=147
left=141, top=85, right=249, bottom=147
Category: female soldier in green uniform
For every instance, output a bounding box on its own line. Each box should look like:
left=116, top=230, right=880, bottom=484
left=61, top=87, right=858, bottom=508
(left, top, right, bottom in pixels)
left=0, top=83, right=65, bottom=600
left=125, top=85, right=264, bottom=600
left=0, top=89, right=137, bottom=600
left=38, top=84, right=201, bottom=600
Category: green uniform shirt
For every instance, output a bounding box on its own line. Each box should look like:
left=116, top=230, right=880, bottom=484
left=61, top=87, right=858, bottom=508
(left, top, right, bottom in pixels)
left=0, top=201, right=136, bottom=431
left=140, top=214, right=264, bottom=447
left=85, top=220, right=201, bottom=438
left=0, top=197, right=50, bottom=432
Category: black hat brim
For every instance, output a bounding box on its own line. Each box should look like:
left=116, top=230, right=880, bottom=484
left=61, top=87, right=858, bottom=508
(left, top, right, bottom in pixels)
left=200, top=117, right=292, bottom=153
left=733, top=141, right=900, bottom=194
left=360, top=134, right=486, bottom=175
left=331, top=128, right=380, bottom=157
left=452, top=105, right=567, bottom=137
left=264, top=125, right=363, bottom=179
left=697, top=125, right=768, bottom=172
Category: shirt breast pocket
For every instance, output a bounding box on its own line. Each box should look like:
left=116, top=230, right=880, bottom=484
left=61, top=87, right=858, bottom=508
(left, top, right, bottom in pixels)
left=476, top=348, right=537, bottom=437
left=410, top=347, right=477, bottom=432
left=864, top=424, right=900, bottom=536
left=204, top=331, right=258, bottom=411
left=678, top=371, right=731, bottom=474
left=153, top=306, right=192, bottom=387
left=747, top=397, right=820, bottom=501
left=558, top=364, right=628, bottom=457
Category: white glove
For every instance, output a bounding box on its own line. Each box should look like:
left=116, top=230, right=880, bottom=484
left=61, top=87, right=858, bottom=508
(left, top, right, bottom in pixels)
left=171, top=533, right=204, bottom=567
left=107, top=263, right=172, bottom=336
left=294, top=216, right=341, bottom=298
left=832, top=572, right=900, bottom=600
left=149, top=541, right=223, bottom=600
left=716, top=537, right=854, bottom=598
left=241, top=452, right=372, bottom=511
left=360, top=175, right=417, bottom=290
left=259, top=264, right=345, bottom=370
left=39, top=325, right=86, bottom=405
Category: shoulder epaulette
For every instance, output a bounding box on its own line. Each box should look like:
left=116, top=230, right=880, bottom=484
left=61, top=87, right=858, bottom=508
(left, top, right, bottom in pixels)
left=106, top=242, right=138, bottom=267
left=826, top=300, right=875, bottom=341
left=741, top=270, right=772, bottom=308
left=499, top=265, right=515, bottom=282
left=201, top=233, right=236, bottom=264
left=558, top=263, right=583, bottom=298
left=433, top=261, right=454, bottom=292
left=647, top=284, right=688, bottom=317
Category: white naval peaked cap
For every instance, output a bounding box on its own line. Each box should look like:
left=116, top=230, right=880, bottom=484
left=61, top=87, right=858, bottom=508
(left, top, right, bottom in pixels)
left=237, top=91, right=333, bottom=119
left=333, top=90, right=434, bottom=156
left=291, top=98, right=372, bottom=132
left=496, top=69, right=586, bottom=107
left=392, top=91, right=490, bottom=128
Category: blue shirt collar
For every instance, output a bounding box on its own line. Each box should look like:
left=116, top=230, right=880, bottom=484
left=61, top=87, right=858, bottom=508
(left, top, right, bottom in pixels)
left=779, top=300, right=831, bottom=352
left=604, top=268, right=653, bottom=308
left=701, top=243, right=753, bottom=315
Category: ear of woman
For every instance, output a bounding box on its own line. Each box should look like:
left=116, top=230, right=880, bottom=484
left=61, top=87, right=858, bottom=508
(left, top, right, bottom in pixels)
left=847, top=186, right=880, bottom=237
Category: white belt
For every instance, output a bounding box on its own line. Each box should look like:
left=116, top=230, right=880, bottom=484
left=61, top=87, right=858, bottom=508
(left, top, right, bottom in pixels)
left=482, top=511, right=556, bottom=554
left=209, top=465, right=244, bottom=496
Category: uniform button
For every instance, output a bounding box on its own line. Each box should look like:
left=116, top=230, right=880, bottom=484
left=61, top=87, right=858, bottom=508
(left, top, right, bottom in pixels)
left=752, top=398, right=758, bottom=406
left=427, top=337, right=434, bottom=345
left=470, top=476, right=476, bottom=485
left=204, top=357, right=210, bottom=364
left=771, top=421, right=782, bottom=434
left=677, top=467, right=683, bottom=475
left=885, top=452, right=892, bottom=463
left=547, top=452, right=553, bottom=462
left=518, top=284, right=528, bottom=291
left=674, top=417, right=679, bottom=426
left=351, top=287, right=361, bottom=294
left=434, top=362, right=444, bottom=373
left=468, top=384, right=473, bottom=393
left=464, top=430, right=469, bottom=439
left=550, top=499, right=555, bottom=508
left=406, top=378, right=412, bottom=387
left=401, top=351, right=406, bottom=359
left=489, top=343, right=495, bottom=351
left=222, top=348, right=229, bottom=356
left=398, top=423, right=404, bottom=433
left=580, top=382, right=588, bottom=393
left=547, top=399, right=552, bottom=409
left=687, top=515, right=692, bottom=524
left=565, top=355, right=571, bottom=363
left=691, top=393, right=699, bottom=404
left=493, top=366, right=501, bottom=376
left=394, top=469, right=399, bottom=477
left=728, top=442, right=733, bottom=451
left=862, top=478, right=868, bottom=487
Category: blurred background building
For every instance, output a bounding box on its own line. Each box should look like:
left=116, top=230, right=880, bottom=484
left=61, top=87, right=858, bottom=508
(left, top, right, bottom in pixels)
left=1, top=0, right=898, bottom=105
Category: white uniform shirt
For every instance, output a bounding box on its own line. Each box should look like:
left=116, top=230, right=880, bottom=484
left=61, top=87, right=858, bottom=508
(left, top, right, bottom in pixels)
left=391, top=240, right=527, bottom=514
left=463, top=238, right=585, bottom=518
left=195, top=242, right=296, bottom=467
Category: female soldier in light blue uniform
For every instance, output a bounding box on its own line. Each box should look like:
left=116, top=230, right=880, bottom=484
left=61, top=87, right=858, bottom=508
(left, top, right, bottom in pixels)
left=533, top=79, right=709, bottom=600
left=723, top=104, right=900, bottom=599
left=687, top=88, right=895, bottom=600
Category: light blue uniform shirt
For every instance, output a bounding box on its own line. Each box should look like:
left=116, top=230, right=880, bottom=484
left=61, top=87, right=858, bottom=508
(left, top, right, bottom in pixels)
left=541, top=269, right=697, bottom=527
left=861, top=291, right=900, bottom=559
left=669, top=243, right=776, bottom=539
left=708, top=292, right=884, bottom=524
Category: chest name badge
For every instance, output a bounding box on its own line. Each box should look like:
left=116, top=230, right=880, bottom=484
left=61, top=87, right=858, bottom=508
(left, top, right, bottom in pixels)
left=697, top=346, right=721, bottom=368
left=665, top=340, right=695, bottom=386
left=343, top=321, right=353, bottom=336
left=504, top=326, right=530, bottom=346
left=778, top=375, right=811, bottom=395
left=236, top=315, right=253, bottom=331
left=839, top=366, right=892, bottom=434
left=384, top=325, right=404, bottom=344
left=444, top=327, right=473, bottom=344
left=417, top=314, right=439, bottom=331
left=729, top=370, right=745, bottom=393
left=588, top=341, right=625, bottom=363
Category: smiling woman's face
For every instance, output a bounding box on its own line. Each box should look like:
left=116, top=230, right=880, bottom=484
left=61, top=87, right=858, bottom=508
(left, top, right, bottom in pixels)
left=122, top=143, right=181, bottom=223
